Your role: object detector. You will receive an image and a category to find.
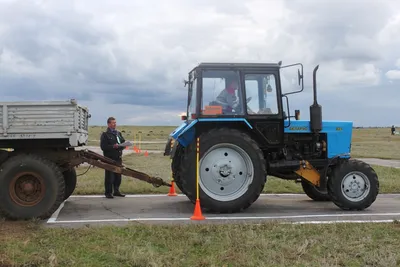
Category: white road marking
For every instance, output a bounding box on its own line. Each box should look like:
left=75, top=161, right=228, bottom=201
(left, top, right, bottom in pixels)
left=68, top=193, right=305, bottom=198
left=46, top=212, right=400, bottom=224
left=47, top=201, right=66, bottom=223
left=288, top=220, right=396, bottom=224
left=67, top=193, right=400, bottom=198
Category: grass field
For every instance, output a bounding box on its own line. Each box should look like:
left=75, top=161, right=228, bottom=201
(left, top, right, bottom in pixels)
left=1, top=221, right=400, bottom=266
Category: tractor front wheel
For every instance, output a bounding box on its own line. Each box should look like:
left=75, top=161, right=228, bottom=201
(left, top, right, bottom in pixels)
left=180, top=128, right=266, bottom=213
left=327, top=159, right=379, bottom=210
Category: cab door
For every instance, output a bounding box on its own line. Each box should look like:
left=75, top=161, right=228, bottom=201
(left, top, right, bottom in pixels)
left=242, top=69, right=284, bottom=147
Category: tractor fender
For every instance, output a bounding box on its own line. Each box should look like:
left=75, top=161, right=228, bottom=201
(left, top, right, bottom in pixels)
left=173, top=118, right=253, bottom=148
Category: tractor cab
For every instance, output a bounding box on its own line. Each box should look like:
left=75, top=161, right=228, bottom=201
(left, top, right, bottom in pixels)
left=185, top=62, right=292, bottom=120
left=179, top=62, right=304, bottom=148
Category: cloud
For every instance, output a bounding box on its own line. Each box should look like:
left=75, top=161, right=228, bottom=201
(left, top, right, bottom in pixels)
left=386, top=70, right=400, bottom=80
left=0, top=0, right=399, bottom=127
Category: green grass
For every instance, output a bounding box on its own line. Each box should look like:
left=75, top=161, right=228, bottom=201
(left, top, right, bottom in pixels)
left=350, top=128, right=400, bottom=160
left=2, top=221, right=400, bottom=266
left=87, top=125, right=174, bottom=142
left=74, top=152, right=400, bottom=195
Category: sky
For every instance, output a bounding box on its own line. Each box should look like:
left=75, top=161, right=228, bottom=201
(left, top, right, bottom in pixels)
left=0, top=0, right=399, bottom=127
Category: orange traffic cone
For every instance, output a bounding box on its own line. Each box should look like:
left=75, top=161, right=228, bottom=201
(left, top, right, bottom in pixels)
left=190, top=199, right=205, bottom=220
left=144, top=151, right=149, bottom=157
left=167, top=181, right=178, bottom=196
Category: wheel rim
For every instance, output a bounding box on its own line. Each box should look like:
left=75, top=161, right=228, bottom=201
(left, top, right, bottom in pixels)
left=9, top=172, right=45, bottom=206
left=199, top=143, right=254, bottom=202
left=340, top=171, right=370, bottom=202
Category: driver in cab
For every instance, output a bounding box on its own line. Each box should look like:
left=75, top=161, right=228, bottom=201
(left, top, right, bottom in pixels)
left=215, top=80, right=239, bottom=113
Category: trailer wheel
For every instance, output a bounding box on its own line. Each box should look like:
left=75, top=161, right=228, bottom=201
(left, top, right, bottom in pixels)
left=63, top=168, right=77, bottom=200
left=301, top=179, right=331, bottom=201
left=327, top=159, right=379, bottom=210
left=0, top=154, right=65, bottom=220
left=180, top=128, right=266, bottom=213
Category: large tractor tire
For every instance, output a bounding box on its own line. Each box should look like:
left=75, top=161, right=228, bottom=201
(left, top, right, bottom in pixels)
left=180, top=128, right=266, bottom=213
left=301, top=179, right=331, bottom=201
left=0, top=154, right=65, bottom=220
left=170, top=143, right=187, bottom=195
left=63, top=168, right=77, bottom=200
left=327, top=158, right=379, bottom=210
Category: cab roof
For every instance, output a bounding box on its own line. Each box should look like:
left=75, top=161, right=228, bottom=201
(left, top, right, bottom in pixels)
left=196, top=62, right=282, bottom=68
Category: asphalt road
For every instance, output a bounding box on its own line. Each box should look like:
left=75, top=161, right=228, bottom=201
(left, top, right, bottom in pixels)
left=46, top=193, right=400, bottom=228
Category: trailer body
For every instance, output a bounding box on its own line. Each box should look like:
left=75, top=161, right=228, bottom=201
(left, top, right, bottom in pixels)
left=0, top=100, right=169, bottom=221
left=0, top=99, right=89, bottom=148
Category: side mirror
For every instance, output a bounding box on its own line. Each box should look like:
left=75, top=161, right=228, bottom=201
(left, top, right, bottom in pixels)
left=295, top=110, right=300, bottom=120
left=181, top=115, right=187, bottom=120
left=297, top=69, right=303, bottom=86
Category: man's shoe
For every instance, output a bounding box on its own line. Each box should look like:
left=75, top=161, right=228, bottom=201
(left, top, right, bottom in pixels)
left=105, top=194, right=114, bottom=199
left=113, top=192, right=125, bottom=197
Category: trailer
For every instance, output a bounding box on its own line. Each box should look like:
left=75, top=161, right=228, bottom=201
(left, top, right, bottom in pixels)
left=0, top=99, right=170, bottom=220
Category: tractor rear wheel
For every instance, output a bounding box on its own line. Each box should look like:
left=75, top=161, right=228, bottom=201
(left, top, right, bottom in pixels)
left=171, top=144, right=188, bottom=196
left=301, top=179, right=331, bottom=201
left=0, top=154, right=65, bottom=220
left=327, top=158, right=379, bottom=210
left=180, top=128, right=266, bottom=213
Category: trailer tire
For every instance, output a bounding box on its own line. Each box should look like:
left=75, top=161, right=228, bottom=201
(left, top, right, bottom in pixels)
left=63, top=168, right=77, bottom=200
left=0, top=154, right=65, bottom=220
left=180, top=128, right=266, bottom=213
left=327, top=158, right=379, bottom=210
left=301, top=179, right=331, bottom=201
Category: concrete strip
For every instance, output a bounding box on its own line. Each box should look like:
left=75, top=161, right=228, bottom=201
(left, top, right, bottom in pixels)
left=46, top=194, right=400, bottom=227
left=357, top=158, right=400, bottom=168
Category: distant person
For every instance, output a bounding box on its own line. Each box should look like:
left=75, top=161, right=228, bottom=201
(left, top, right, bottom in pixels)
left=100, top=116, right=126, bottom=198
left=391, top=125, right=396, bottom=135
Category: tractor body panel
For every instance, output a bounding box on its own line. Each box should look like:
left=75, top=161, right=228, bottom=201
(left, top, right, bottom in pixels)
left=169, top=118, right=253, bottom=149
left=284, top=120, right=353, bottom=159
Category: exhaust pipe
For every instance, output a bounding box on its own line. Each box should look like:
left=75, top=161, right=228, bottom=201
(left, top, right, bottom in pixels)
left=310, top=65, right=322, bottom=133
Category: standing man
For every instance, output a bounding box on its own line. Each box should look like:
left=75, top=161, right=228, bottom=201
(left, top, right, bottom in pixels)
left=100, top=116, right=126, bottom=198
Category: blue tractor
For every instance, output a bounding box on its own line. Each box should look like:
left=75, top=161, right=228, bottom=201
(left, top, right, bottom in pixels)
left=164, top=62, right=379, bottom=213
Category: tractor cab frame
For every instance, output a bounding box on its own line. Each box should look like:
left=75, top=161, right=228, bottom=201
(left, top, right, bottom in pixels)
left=183, top=62, right=303, bottom=149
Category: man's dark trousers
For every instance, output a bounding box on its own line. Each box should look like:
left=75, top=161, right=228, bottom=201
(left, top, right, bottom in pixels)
left=100, top=127, right=126, bottom=197
left=104, top=158, right=122, bottom=196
